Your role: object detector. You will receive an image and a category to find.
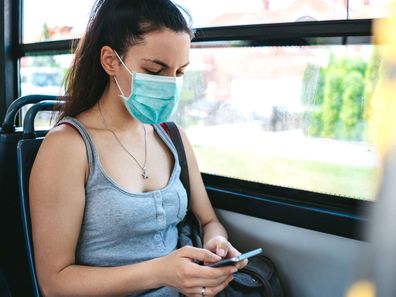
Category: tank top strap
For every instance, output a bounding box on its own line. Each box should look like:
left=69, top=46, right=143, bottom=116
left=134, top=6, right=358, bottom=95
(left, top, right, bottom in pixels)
left=56, top=116, right=97, bottom=173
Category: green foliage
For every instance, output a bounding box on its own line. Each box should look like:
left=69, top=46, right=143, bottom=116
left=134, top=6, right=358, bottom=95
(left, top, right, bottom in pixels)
left=322, top=67, right=343, bottom=138
left=364, top=48, right=382, bottom=120
left=340, top=71, right=364, bottom=139
left=345, top=57, right=367, bottom=77
left=301, top=49, right=380, bottom=141
left=306, top=109, right=323, bottom=137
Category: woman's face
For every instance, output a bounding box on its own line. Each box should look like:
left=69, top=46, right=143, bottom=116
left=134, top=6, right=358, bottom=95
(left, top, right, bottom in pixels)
left=115, top=29, right=191, bottom=94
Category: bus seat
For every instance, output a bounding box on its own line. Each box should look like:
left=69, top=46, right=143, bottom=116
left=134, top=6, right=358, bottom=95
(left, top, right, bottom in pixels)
left=0, top=265, right=12, bottom=297
left=0, top=95, right=60, bottom=297
left=16, top=100, right=64, bottom=297
left=17, top=137, right=44, bottom=297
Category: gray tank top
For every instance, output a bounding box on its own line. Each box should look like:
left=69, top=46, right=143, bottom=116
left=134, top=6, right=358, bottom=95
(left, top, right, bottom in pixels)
left=58, top=117, right=187, bottom=297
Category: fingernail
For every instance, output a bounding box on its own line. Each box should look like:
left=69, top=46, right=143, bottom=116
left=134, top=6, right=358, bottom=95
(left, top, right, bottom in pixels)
left=231, top=267, right=238, bottom=273
left=210, top=253, right=221, bottom=260
left=218, top=249, right=226, bottom=257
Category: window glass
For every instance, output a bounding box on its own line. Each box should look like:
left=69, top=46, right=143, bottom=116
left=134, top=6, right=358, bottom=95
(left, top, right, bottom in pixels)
left=172, top=45, right=382, bottom=200
left=23, top=0, right=389, bottom=44
left=20, top=54, right=72, bottom=128
left=18, top=46, right=381, bottom=200
left=20, top=55, right=72, bottom=96
left=23, top=0, right=93, bottom=43
left=176, top=0, right=392, bottom=26
left=349, top=0, right=393, bottom=19
left=174, top=0, right=347, bottom=27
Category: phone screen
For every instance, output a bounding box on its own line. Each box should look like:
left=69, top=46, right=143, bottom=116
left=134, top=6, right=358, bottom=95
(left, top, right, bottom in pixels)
left=207, top=248, right=263, bottom=267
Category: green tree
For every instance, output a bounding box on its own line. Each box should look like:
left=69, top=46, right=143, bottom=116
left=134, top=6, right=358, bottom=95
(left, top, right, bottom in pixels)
left=307, top=109, right=323, bottom=137
left=339, top=71, right=364, bottom=140
left=321, top=66, right=344, bottom=138
left=345, top=57, right=366, bottom=77
left=321, top=56, right=367, bottom=140
left=363, top=48, right=382, bottom=120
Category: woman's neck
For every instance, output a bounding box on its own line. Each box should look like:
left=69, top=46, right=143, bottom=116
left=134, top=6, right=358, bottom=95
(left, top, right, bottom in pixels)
left=96, top=82, right=143, bottom=133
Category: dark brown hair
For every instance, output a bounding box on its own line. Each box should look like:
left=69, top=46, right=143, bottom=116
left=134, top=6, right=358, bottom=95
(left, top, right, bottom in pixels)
left=59, top=0, right=193, bottom=120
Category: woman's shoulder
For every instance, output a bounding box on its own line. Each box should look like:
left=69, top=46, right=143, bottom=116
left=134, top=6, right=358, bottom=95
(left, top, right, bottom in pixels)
left=30, top=120, right=88, bottom=186
left=47, top=120, right=83, bottom=143
left=39, top=121, right=87, bottom=161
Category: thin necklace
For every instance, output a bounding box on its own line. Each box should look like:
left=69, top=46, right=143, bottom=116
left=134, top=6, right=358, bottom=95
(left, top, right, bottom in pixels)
left=98, top=104, right=149, bottom=179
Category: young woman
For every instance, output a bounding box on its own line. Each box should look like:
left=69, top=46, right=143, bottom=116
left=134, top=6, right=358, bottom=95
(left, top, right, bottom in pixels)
left=29, top=0, right=246, bottom=296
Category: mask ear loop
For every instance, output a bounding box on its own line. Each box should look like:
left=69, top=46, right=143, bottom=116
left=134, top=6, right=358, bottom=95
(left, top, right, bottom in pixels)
left=113, top=50, right=133, bottom=75
left=113, top=76, right=127, bottom=99
left=113, top=49, right=133, bottom=99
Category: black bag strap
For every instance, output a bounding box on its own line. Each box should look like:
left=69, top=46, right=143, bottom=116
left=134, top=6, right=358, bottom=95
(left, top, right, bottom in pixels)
left=160, top=122, right=203, bottom=249
left=160, top=122, right=191, bottom=209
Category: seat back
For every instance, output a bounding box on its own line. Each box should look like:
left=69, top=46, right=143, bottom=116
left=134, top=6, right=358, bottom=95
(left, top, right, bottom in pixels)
left=0, top=95, right=60, bottom=296
left=17, top=137, right=44, bottom=297
left=16, top=100, right=64, bottom=297
left=0, top=265, right=12, bottom=297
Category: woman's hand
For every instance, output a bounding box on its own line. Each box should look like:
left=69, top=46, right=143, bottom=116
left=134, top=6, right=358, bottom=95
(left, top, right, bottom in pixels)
left=158, top=246, right=237, bottom=296
left=204, top=236, right=248, bottom=270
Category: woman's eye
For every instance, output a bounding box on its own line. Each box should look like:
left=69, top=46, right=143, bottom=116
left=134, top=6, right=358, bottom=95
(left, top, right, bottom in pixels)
left=176, top=71, right=185, bottom=77
left=145, top=69, right=162, bottom=75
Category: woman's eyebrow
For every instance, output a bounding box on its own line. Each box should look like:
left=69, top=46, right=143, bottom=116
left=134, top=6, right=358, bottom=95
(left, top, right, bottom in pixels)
left=180, top=61, right=190, bottom=68
left=142, top=58, right=190, bottom=68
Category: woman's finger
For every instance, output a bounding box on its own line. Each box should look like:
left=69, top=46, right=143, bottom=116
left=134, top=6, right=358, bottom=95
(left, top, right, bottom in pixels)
left=179, top=246, right=222, bottom=263
left=187, top=275, right=234, bottom=297
left=227, top=245, right=249, bottom=269
left=214, top=237, right=231, bottom=258
left=183, top=273, right=231, bottom=288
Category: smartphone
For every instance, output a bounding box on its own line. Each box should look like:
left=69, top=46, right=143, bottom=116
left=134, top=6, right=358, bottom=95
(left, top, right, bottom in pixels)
left=207, top=248, right=263, bottom=267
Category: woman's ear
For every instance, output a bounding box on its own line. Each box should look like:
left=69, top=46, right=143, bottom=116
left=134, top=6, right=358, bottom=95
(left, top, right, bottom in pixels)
left=100, top=45, right=119, bottom=76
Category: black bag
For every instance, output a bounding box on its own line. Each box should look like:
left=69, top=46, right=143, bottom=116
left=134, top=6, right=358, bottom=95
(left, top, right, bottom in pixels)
left=161, top=122, right=285, bottom=297
left=218, top=255, right=284, bottom=297
left=160, top=122, right=203, bottom=249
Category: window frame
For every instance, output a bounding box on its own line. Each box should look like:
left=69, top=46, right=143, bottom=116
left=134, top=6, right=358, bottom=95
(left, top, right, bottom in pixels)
left=0, top=0, right=21, bottom=121
left=0, top=0, right=376, bottom=240
left=204, top=173, right=369, bottom=240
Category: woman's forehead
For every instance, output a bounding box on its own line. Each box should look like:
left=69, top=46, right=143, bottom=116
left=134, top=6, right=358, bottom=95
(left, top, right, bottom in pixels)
left=126, top=30, right=191, bottom=66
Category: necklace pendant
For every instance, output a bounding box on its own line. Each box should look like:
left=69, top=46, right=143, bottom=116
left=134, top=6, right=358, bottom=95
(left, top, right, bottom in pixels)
left=142, top=167, right=149, bottom=179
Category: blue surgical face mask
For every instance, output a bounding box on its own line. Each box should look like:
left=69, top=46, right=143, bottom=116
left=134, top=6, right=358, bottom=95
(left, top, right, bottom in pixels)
left=113, top=50, right=183, bottom=124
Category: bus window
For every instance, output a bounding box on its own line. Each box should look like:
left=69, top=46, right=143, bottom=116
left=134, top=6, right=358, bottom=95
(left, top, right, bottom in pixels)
left=173, top=44, right=382, bottom=200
